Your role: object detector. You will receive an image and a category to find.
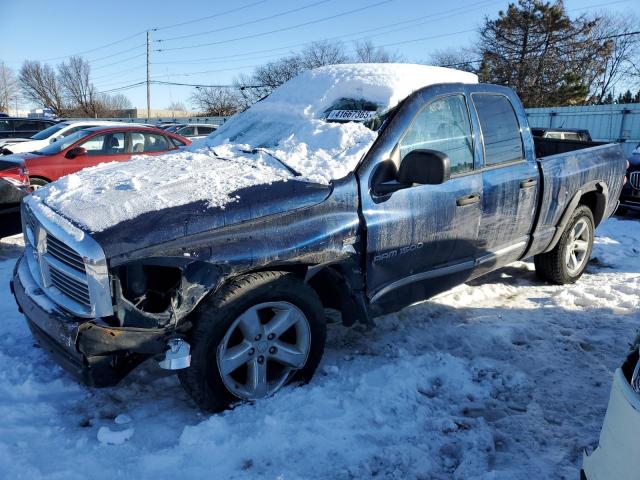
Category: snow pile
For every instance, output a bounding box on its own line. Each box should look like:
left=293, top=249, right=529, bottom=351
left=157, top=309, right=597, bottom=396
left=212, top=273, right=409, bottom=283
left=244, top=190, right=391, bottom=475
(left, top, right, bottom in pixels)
left=37, top=64, right=477, bottom=233
left=207, top=64, right=478, bottom=183
left=1, top=216, right=639, bottom=478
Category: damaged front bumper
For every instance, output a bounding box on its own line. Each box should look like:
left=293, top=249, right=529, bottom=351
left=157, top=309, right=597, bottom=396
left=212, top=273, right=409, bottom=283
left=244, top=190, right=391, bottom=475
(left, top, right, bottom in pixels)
left=11, top=255, right=169, bottom=387
left=582, top=350, right=640, bottom=480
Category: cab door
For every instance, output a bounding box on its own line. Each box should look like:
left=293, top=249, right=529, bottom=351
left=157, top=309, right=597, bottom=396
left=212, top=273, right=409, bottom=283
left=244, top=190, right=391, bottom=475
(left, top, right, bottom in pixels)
left=359, top=88, right=483, bottom=313
left=469, top=91, right=540, bottom=276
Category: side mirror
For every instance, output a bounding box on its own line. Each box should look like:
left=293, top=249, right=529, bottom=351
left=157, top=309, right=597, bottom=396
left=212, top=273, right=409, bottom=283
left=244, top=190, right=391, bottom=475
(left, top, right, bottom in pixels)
left=65, top=146, right=87, bottom=159
left=50, top=137, right=58, bottom=143
left=397, top=149, right=450, bottom=186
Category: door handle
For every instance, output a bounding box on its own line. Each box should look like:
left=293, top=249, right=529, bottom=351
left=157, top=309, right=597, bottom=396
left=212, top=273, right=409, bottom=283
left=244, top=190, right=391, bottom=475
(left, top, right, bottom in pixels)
left=456, top=193, right=481, bottom=206
left=520, top=178, right=538, bottom=189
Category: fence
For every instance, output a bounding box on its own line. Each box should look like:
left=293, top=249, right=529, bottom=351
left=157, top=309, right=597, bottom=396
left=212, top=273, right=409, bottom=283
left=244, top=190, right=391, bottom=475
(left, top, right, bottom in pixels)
left=64, top=116, right=228, bottom=125
left=525, top=103, right=640, bottom=157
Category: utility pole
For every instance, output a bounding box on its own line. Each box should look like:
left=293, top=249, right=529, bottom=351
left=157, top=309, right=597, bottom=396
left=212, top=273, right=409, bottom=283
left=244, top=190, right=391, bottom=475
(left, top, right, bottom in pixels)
left=146, top=30, right=151, bottom=119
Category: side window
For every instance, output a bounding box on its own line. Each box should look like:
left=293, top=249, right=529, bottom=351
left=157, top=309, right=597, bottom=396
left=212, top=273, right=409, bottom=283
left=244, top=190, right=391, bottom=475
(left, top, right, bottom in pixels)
left=14, top=120, right=37, bottom=131
left=563, top=132, right=580, bottom=141
left=129, top=132, right=145, bottom=153
left=198, top=126, right=215, bottom=135
left=80, top=133, right=125, bottom=155
left=399, top=94, right=474, bottom=175
left=170, top=137, right=186, bottom=148
left=62, top=125, right=91, bottom=137
left=0, top=120, right=11, bottom=131
left=472, top=94, right=524, bottom=166
left=143, top=133, right=170, bottom=152
left=178, top=126, right=196, bottom=136
left=546, top=131, right=562, bottom=139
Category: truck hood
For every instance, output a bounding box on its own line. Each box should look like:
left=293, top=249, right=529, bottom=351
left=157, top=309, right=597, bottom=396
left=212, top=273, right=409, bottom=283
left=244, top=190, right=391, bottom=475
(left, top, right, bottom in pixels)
left=33, top=148, right=331, bottom=258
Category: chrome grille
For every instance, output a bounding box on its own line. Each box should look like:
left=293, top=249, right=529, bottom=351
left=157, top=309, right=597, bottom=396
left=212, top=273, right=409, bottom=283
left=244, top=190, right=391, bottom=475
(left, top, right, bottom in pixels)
left=630, top=171, right=640, bottom=190
left=49, top=265, right=91, bottom=307
left=46, top=234, right=86, bottom=273
left=21, top=199, right=113, bottom=318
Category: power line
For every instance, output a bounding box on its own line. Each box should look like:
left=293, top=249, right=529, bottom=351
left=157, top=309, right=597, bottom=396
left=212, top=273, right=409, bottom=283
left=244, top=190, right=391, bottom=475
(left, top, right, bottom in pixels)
left=156, top=0, right=333, bottom=43
left=152, top=0, right=498, bottom=66
left=36, top=31, right=146, bottom=62
left=153, top=0, right=269, bottom=31
left=156, top=0, right=395, bottom=52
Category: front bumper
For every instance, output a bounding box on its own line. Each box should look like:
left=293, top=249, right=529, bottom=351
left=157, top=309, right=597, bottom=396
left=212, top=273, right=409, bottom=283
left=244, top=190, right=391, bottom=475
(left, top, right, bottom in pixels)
left=582, top=358, right=640, bottom=480
left=12, top=255, right=167, bottom=387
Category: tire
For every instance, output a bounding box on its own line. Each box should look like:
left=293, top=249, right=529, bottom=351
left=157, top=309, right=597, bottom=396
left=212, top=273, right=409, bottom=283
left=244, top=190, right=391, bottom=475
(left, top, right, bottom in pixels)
left=30, top=177, right=49, bottom=190
left=534, top=205, right=595, bottom=284
left=179, top=271, right=326, bottom=412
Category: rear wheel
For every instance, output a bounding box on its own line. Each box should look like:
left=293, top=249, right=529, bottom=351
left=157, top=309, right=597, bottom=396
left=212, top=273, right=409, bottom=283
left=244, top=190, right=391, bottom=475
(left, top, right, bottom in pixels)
left=179, top=271, right=326, bottom=412
left=534, top=205, right=594, bottom=284
left=30, top=177, right=49, bottom=190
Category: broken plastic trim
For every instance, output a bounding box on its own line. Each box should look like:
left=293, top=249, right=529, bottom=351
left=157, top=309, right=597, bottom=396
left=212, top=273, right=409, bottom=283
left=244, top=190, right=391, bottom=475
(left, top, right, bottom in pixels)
left=112, top=258, right=222, bottom=329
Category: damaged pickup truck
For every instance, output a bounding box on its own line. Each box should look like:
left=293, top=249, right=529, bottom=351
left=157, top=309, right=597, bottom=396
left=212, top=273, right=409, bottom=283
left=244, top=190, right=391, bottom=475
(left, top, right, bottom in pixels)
left=11, top=64, right=627, bottom=412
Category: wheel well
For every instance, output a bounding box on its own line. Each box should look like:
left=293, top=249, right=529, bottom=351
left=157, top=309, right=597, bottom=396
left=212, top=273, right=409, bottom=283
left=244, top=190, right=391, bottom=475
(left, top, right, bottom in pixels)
left=579, top=189, right=606, bottom=227
left=30, top=175, right=51, bottom=184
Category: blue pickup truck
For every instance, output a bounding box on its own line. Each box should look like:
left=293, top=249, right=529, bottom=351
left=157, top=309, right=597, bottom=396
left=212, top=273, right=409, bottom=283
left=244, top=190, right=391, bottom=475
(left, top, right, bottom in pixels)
left=11, top=64, right=627, bottom=411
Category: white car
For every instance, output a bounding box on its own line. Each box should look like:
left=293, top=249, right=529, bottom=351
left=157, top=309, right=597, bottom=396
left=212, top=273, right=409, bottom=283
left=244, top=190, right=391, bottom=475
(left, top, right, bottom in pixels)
left=0, top=121, right=134, bottom=155
left=582, top=344, right=640, bottom=479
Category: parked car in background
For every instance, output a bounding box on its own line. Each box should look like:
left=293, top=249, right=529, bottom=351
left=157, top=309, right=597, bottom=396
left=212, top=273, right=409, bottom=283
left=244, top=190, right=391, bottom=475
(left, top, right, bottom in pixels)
left=165, top=123, right=218, bottom=138
left=531, top=127, right=592, bottom=142
left=0, top=117, right=58, bottom=140
left=3, top=125, right=190, bottom=188
left=0, top=156, right=30, bottom=238
left=10, top=64, right=627, bottom=412
left=582, top=340, right=640, bottom=480
left=618, top=143, right=640, bottom=213
left=0, top=120, right=134, bottom=155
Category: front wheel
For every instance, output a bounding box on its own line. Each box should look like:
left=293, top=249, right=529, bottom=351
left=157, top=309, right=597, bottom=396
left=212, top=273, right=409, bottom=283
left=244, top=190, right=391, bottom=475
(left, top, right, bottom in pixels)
left=534, top=205, right=595, bottom=284
left=179, top=271, right=326, bottom=412
left=30, top=177, right=49, bottom=190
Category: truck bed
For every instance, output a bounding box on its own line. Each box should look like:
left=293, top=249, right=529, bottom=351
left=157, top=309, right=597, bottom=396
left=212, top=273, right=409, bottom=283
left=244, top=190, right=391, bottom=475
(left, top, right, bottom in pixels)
left=526, top=140, right=627, bottom=257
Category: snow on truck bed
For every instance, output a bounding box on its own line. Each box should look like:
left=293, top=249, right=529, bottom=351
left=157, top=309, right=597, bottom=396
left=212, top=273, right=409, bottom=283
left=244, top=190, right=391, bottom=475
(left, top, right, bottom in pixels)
left=38, top=64, right=477, bottom=233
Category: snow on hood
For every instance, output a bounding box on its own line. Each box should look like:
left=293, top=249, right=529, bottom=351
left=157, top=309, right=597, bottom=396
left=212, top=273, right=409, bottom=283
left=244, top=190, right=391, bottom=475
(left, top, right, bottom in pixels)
left=37, top=150, right=291, bottom=233
left=38, top=63, right=477, bottom=233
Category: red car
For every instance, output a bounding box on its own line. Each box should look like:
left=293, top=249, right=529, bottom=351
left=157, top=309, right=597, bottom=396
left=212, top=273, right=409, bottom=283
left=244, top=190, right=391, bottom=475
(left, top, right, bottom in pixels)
left=0, top=156, right=30, bottom=237
left=6, top=125, right=191, bottom=188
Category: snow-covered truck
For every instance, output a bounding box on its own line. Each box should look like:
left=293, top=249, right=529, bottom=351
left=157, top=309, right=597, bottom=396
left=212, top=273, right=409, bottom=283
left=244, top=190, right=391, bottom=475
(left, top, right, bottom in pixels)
left=11, top=64, right=627, bottom=411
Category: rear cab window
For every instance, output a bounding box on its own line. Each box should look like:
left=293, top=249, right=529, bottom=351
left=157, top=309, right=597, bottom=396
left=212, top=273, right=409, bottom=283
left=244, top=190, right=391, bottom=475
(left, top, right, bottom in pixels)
left=472, top=94, right=524, bottom=166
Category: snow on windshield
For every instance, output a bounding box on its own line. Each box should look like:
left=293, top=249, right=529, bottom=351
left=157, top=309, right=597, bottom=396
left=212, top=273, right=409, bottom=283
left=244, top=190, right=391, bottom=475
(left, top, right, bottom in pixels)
left=206, top=63, right=478, bottom=184
left=39, top=64, right=477, bottom=233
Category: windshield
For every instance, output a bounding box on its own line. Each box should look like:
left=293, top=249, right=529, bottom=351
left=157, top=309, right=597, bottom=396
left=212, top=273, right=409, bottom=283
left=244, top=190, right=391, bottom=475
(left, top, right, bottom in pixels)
left=34, top=129, right=91, bottom=155
left=31, top=122, right=69, bottom=140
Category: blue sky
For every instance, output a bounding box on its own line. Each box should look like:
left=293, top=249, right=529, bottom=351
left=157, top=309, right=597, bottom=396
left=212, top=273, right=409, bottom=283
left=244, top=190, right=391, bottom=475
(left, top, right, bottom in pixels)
left=0, top=0, right=633, bottom=111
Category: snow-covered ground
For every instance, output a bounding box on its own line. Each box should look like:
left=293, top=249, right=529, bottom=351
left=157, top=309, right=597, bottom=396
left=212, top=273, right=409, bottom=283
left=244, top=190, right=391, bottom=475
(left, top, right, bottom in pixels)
left=0, top=216, right=638, bottom=479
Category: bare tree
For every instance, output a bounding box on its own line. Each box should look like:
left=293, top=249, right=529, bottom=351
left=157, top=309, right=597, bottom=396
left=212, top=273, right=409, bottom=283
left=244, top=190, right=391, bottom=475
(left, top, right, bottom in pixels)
left=301, top=40, right=349, bottom=68
left=19, top=60, right=66, bottom=115
left=353, top=40, right=402, bottom=63
left=429, top=48, right=479, bottom=73
left=588, top=13, right=640, bottom=104
left=96, top=93, right=133, bottom=117
left=190, top=87, right=242, bottom=116
left=58, top=56, right=98, bottom=116
left=167, top=101, right=187, bottom=114
left=0, top=62, right=20, bottom=113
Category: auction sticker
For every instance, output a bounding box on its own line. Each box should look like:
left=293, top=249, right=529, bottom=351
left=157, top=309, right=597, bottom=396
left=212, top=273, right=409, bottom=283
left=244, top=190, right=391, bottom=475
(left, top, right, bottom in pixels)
left=327, top=110, right=376, bottom=122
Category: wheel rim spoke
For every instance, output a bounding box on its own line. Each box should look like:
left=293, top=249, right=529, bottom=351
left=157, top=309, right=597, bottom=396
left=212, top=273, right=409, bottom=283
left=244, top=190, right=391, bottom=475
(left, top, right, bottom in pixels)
left=219, top=340, right=253, bottom=375
left=574, top=221, right=587, bottom=239
left=247, top=358, right=268, bottom=398
left=264, top=309, right=299, bottom=338
left=236, top=307, right=262, bottom=339
left=271, top=340, right=305, bottom=368
left=574, top=240, right=589, bottom=252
